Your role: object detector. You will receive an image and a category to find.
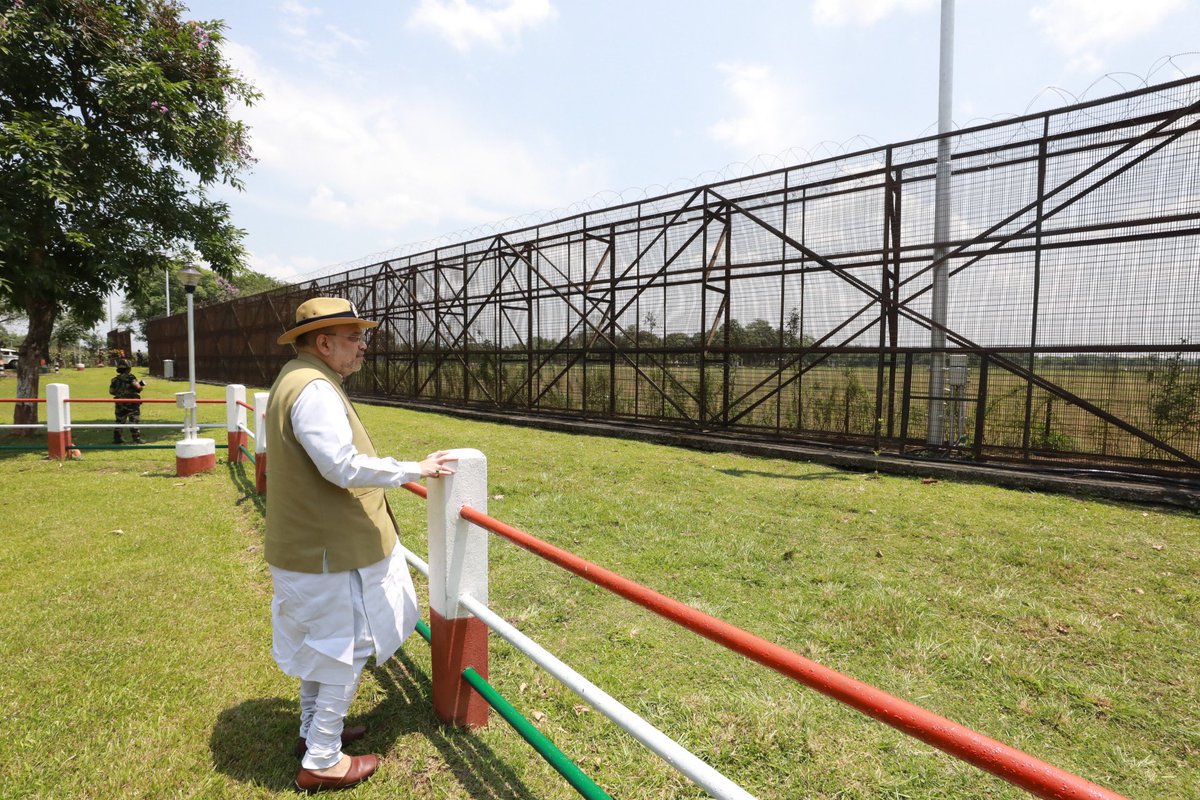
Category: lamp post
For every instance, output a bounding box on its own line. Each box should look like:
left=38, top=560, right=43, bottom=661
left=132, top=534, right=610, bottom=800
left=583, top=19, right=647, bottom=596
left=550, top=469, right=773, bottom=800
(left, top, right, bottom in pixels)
left=179, top=265, right=201, bottom=437
left=174, top=265, right=214, bottom=476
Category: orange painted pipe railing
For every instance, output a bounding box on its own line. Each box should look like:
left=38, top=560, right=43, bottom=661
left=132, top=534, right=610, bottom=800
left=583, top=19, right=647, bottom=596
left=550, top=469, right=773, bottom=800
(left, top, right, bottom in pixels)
left=437, top=498, right=1125, bottom=800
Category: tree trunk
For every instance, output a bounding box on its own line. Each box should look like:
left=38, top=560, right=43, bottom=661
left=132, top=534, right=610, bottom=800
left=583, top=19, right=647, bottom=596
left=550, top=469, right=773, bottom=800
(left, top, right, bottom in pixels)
left=13, top=299, right=56, bottom=426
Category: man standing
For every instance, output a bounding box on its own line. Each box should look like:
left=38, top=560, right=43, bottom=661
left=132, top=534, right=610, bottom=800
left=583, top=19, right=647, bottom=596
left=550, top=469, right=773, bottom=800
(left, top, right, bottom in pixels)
left=266, top=297, right=456, bottom=793
left=108, top=358, right=145, bottom=444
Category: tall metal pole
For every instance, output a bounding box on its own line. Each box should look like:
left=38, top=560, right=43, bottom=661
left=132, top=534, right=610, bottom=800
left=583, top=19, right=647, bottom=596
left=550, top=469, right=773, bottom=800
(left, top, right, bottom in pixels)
left=927, top=0, right=954, bottom=446
left=165, top=268, right=171, bottom=317
left=173, top=265, right=214, bottom=476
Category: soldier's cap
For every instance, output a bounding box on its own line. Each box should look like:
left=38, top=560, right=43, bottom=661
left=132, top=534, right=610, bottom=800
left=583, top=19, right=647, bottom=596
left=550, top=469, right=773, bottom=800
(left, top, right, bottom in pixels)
left=277, top=297, right=379, bottom=346
left=116, top=359, right=131, bottom=370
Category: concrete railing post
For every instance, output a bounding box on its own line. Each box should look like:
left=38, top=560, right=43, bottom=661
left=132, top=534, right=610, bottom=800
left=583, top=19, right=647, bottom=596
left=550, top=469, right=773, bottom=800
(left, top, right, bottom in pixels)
left=253, top=392, right=269, bottom=494
left=46, top=383, right=70, bottom=461
left=226, top=384, right=248, bottom=463
left=426, top=448, right=489, bottom=728
left=174, top=390, right=215, bottom=477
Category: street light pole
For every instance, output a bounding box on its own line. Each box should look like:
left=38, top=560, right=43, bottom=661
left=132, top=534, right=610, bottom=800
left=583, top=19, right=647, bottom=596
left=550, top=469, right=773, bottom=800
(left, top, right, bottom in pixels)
left=178, top=265, right=202, bottom=438
left=173, top=265, right=215, bottom=477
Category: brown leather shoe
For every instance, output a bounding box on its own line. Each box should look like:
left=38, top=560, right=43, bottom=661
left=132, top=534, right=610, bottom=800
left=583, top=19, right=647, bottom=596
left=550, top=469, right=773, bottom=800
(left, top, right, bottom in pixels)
left=294, top=753, right=378, bottom=793
left=293, top=724, right=368, bottom=758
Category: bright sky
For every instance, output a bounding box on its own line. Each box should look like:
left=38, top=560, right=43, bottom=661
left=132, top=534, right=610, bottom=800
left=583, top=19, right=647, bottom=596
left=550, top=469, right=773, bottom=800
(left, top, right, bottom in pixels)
left=184, top=0, right=1200, bottom=285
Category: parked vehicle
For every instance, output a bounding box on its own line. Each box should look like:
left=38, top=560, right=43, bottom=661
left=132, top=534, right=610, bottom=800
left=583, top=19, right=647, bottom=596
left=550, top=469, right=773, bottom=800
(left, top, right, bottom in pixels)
left=0, top=348, right=16, bottom=370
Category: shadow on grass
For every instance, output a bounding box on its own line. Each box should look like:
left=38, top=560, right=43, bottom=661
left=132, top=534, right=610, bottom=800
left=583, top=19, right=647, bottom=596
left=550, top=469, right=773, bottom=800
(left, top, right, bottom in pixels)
left=716, top=467, right=853, bottom=481
left=211, top=649, right=536, bottom=799
left=0, top=436, right=47, bottom=460
left=226, top=459, right=266, bottom=517
left=369, top=648, right=539, bottom=800
left=211, top=697, right=301, bottom=792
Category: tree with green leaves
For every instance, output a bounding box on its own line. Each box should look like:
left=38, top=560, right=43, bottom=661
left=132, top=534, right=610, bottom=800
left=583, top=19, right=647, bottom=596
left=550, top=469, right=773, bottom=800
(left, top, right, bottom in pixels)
left=0, top=0, right=257, bottom=423
left=120, top=264, right=285, bottom=337
left=50, top=309, right=90, bottom=357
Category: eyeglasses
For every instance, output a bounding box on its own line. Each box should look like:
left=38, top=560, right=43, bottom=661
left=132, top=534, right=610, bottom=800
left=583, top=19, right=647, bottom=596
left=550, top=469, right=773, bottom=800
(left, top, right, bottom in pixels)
left=323, top=332, right=372, bottom=345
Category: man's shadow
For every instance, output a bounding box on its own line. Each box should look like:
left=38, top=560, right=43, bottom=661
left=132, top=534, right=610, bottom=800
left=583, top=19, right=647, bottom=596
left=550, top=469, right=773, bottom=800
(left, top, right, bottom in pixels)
left=211, top=648, right=538, bottom=798
left=225, top=459, right=266, bottom=516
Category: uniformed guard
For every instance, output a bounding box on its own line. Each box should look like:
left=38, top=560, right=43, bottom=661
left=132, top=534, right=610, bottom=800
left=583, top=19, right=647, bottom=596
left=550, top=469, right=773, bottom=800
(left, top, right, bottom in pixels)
left=108, top=358, right=146, bottom=444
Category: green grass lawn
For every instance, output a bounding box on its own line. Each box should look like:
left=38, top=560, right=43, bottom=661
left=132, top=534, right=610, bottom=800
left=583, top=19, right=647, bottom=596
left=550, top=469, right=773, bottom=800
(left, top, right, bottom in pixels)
left=0, top=367, right=1196, bottom=798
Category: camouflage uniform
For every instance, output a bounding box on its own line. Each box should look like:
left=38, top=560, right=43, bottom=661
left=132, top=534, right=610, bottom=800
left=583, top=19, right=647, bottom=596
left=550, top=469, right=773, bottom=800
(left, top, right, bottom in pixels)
left=109, top=363, right=145, bottom=444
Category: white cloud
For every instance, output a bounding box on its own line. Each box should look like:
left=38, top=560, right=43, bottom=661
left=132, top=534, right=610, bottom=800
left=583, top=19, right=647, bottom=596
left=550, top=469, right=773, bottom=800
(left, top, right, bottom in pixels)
left=407, top=0, right=556, bottom=52
left=1065, top=52, right=1103, bottom=75
left=245, top=251, right=324, bottom=283
left=220, top=40, right=603, bottom=250
left=279, top=0, right=320, bottom=38
left=279, top=0, right=319, bottom=19
left=708, top=63, right=812, bottom=158
left=1030, top=0, right=1189, bottom=68
left=274, top=0, right=369, bottom=72
left=812, top=0, right=937, bottom=27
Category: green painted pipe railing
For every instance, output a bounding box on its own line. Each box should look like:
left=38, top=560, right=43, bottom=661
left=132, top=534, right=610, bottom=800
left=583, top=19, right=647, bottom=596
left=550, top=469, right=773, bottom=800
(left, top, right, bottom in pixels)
left=410, top=619, right=611, bottom=800
left=461, top=667, right=613, bottom=800
left=238, top=445, right=256, bottom=464
left=69, top=443, right=232, bottom=451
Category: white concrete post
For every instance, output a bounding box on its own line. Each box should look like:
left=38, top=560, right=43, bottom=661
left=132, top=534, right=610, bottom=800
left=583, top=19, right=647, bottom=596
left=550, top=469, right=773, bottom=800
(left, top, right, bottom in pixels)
left=254, top=391, right=269, bottom=494
left=226, top=384, right=248, bottom=463
left=46, top=383, right=70, bottom=460
left=174, top=390, right=215, bottom=477
left=426, top=448, right=489, bottom=727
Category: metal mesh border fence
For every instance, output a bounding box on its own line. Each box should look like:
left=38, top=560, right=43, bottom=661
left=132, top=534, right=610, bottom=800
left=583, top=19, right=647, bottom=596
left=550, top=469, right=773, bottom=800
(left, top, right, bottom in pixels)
left=148, top=75, right=1200, bottom=478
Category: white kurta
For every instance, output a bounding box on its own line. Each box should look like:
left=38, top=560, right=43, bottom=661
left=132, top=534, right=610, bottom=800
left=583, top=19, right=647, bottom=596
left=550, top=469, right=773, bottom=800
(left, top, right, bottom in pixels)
left=269, top=379, right=424, bottom=684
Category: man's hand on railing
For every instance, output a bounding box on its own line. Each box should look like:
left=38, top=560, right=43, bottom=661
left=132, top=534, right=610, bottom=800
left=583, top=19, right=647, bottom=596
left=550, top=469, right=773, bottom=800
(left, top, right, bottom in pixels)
left=418, top=450, right=457, bottom=479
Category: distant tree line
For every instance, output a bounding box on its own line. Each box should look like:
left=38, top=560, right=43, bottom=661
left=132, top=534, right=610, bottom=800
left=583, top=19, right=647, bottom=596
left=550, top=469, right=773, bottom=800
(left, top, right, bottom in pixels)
left=371, top=312, right=820, bottom=368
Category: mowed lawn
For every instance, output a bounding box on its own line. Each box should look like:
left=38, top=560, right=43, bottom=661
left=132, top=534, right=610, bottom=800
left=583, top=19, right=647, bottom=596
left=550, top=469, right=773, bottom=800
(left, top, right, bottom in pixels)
left=0, top=368, right=1196, bottom=799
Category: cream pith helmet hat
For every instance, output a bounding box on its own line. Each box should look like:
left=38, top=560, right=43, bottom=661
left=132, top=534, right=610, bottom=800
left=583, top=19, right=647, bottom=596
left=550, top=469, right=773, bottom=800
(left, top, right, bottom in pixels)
left=276, top=297, right=379, bottom=345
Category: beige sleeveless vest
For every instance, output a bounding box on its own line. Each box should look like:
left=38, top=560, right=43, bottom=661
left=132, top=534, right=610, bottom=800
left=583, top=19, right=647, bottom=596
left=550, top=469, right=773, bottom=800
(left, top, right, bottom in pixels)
left=264, top=352, right=398, bottom=573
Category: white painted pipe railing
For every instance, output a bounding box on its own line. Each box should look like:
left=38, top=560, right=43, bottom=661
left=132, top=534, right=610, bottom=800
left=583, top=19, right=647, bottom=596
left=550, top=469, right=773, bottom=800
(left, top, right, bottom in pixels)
left=65, top=422, right=223, bottom=429
left=418, top=450, right=757, bottom=799
left=457, top=591, right=757, bottom=800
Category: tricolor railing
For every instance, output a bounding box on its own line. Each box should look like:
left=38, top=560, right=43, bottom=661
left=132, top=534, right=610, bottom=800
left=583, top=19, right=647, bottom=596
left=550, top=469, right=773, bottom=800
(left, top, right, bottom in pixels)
left=1, top=384, right=267, bottom=479
left=0, top=397, right=46, bottom=442
left=390, top=450, right=1127, bottom=800
left=402, top=548, right=615, bottom=800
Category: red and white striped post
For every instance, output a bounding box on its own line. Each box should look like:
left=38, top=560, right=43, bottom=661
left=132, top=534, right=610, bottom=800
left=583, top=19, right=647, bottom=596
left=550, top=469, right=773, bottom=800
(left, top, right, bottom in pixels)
left=426, top=448, right=489, bottom=728
left=226, top=384, right=247, bottom=463
left=46, top=383, right=70, bottom=461
left=253, top=391, right=268, bottom=494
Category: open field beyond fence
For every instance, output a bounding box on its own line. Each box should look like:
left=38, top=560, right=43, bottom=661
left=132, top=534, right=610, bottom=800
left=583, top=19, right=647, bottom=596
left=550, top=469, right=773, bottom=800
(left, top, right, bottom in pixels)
left=0, top=368, right=1196, bottom=798
left=356, top=355, right=1199, bottom=466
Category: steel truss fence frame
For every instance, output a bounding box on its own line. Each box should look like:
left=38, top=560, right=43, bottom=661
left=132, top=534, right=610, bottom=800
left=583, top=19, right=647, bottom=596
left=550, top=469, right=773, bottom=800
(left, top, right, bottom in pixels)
left=149, top=76, right=1200, bottom=478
